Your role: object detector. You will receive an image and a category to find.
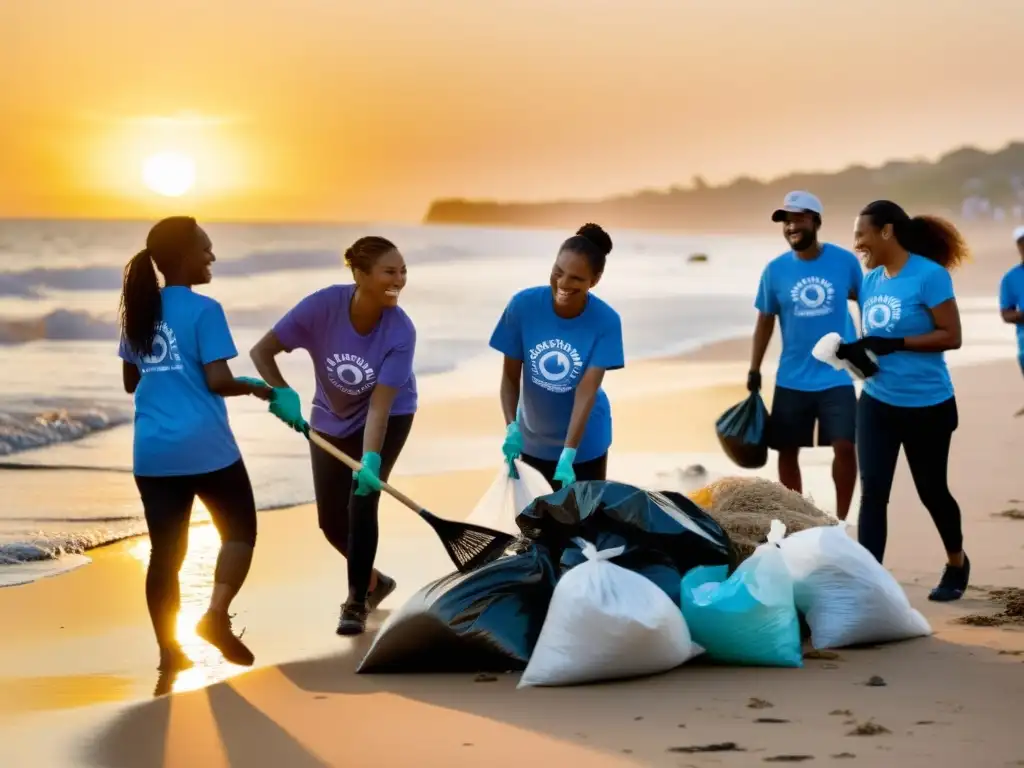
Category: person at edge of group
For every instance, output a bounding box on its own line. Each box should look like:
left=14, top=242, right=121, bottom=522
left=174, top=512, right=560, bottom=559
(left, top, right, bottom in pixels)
left=250, top=236, right=416, bottom=636
left=835, top=200, right=970, bottom=602
left=997, top=225, right=1024, bottom=416
left=118, top=216, right=272, bottom=673
left=489, top=223, right=625, bottom=491
left=747, top=191, right=864, bottom=521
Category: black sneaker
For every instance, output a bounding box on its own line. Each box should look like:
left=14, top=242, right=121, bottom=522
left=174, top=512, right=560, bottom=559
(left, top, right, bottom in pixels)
left=196, top=611, right=255, bottom=666
left=367, top=574, right=397, bottom=612
left=337, top=601, right=369, bottom=636
left=928, top=555, right=970, bottom=602
left=157, top=643, right=193, bottom=673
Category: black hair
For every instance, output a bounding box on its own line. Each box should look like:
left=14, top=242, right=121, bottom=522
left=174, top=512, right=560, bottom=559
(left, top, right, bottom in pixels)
left=559, top=223, right=613, bottom=275
left=119, top=216, right=198, bottom=358
left=859, top=200, right=969, bottom=271
left=344, top=236, right=398, bottom=273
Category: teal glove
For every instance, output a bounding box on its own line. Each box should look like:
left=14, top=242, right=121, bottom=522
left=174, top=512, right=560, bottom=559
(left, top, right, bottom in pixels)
left=353, top=451, right=382, bottom=496
left=269, top=387, right=308, bottom=433
left=502, top=422, right=523, bottom=461
left=553, top=446, right=577, bottom=489
left=236, top=376, right=266, bottom=388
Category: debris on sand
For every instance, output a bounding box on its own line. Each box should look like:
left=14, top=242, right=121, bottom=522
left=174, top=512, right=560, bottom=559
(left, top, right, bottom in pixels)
left=864, top=675, right=887, bottom=687
left=668, top=742, right=745, bottom=754
left=473, top=673, right=498, bottom=683
left=956, top=588, right=1024, bottom=627
left=748, top=697, right=774, bottom=709
left=994, top=508, right=1024, bottom=520
left=755, top=718, right=791, bottom=724
left=847, top=720, right=891, bottom=736
left=764, top=757, right=814, bottom=763
left=831, top=753, right=856, bottom=760
left=689, top=477, right=835, bottom=561
left=829, top=709, right=853, bottom=717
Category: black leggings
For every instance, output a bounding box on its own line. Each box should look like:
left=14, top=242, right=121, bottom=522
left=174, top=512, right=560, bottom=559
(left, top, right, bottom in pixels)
left=856, top=393, right=963, bottom=564
left=135, top=459, right=257, bottom=647
left=520, top=451, right=608, bottom=490
left=310, top=414, right=414, bottom=603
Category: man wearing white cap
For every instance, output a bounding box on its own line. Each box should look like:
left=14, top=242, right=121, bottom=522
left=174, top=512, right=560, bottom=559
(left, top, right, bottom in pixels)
left=998, top=226, right=1024, bottom=412
left=747, top=190, right=864, bottom=519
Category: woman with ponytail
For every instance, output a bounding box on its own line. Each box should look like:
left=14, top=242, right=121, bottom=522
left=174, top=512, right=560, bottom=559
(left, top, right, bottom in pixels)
left=489, top=223, right=625, bottom=491
left=119, top=216, right=271, bottom=673
left=836, top=200, right=970, bottom=600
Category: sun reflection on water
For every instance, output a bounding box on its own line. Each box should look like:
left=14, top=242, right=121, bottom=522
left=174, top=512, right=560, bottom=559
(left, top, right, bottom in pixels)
left=127, top=502, right=252, bottom=695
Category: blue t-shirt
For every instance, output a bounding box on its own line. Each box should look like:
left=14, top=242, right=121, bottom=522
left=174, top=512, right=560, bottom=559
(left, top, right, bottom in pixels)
left=860, top=254, right=956, bottom=408
left=754, top=243, right=864, bottom=392
left=119, top=286, right=242, bottom=477
left=998, top=264, right=1024, bottom=360
left=489, top=286, right=625, bottom=463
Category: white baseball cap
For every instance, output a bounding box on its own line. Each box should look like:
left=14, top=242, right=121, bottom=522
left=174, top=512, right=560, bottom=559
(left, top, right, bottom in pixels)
left=771, top=190, right=823, bottom=222
left=1014, top=225, right=1024, bottom=243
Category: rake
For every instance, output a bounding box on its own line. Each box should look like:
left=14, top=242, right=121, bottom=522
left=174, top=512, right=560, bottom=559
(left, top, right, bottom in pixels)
left=306, top=430, right=518, bottom=574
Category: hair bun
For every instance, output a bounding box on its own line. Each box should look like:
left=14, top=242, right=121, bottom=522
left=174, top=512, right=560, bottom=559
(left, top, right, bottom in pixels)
left=575, top=222, right=613, bottom=257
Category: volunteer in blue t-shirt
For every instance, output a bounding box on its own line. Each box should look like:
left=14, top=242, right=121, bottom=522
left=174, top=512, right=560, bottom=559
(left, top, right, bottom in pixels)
left=835, top=200, right=970, bottom=602
left=118, top=216, right=272, bottom=674
left=998, top=226, right=1024, bottom=411
left=489, top=223, right=625, bottom=490
left=748, top=190, right=863, bottom=521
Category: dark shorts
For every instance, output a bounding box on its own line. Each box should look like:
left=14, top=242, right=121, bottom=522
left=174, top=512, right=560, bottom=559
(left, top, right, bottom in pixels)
left=769, top=385, right=857, bottom=449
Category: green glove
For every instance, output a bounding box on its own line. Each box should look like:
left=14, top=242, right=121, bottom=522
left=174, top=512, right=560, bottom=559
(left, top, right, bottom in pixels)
left=353, top=451, right=382, bottom=496
left=269, top=387, right=308, bottom=433
left=553, top=446, right=577, bottom=489
left=235, top=376, right=266, bottom=388
left=502, top=422, right=523, bottom=460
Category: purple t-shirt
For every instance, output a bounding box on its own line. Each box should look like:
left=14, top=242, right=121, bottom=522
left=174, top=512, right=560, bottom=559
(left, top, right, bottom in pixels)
left=273, top=284, right=418, bottom=438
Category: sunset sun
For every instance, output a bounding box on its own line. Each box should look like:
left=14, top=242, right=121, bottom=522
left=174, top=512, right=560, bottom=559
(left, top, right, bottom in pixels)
left=142, top=150, right=196, bottom=197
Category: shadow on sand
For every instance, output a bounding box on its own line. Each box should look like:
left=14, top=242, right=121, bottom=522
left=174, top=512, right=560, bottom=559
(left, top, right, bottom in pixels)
left=83, top=599, right=1024, bottom=768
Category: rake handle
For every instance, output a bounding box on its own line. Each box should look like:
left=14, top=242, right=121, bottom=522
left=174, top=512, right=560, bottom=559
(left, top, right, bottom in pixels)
left=308, top=430, right=424, bottom=516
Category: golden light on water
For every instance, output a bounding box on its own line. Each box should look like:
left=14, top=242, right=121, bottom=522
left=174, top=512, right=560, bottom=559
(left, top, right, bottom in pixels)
left=127, top=502, right=251, bottom=696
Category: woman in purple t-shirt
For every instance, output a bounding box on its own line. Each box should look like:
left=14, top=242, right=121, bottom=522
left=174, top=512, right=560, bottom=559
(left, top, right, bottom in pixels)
left=250, top=236, right=418, bottom=636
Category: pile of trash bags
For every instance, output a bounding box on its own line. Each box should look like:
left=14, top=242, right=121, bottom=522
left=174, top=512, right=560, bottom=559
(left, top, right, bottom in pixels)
left=357, top=473, right=932, bottom=688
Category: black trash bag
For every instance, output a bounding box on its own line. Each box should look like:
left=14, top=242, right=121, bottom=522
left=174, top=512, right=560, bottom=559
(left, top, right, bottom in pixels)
left=560, top=531, right=683, bottom=606
left=715, top=391, right=770, bottom=469
left=356, top=543, right=558, bottom=674
left=515, top=480, right=735, bottom=576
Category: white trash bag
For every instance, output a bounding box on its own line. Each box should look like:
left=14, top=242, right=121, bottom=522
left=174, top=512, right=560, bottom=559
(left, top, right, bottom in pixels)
left=776, top=521, right=932, bottom=649
left=466, top=460, right=553, bottom=535
left=518, top=538, right=702, bottom=688
left=811, top=331, right=878, bottom=381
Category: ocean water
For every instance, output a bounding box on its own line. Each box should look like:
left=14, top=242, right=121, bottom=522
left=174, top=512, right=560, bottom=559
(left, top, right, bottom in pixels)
left=0, top=219, right=786, bottom=585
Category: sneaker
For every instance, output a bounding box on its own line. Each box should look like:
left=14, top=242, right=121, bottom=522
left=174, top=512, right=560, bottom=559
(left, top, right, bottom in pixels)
left=367, top=574, right=397, bottom=612
left=928, top=554, right=970, bottom=602
left=157, top=643, right=193, bottom=673
left=337, top=601, right=369, bottom=636
left=196, top=611, right=255, bottom=666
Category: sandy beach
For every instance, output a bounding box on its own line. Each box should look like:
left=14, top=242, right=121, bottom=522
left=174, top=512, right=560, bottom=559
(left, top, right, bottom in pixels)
left=3, top=262, right=1024, bottom=766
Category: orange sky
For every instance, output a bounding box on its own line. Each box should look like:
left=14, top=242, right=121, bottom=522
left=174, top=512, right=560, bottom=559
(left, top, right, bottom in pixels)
left=2, top=0, right=1022, bottom=223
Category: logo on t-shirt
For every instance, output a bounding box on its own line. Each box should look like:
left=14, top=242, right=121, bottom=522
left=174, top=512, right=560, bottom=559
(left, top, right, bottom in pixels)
left=325, top=352, right=377, bottom=395
left=139, top=322, right=183, bottom=373
left=862, top=295, right=902, bottom=334
left=528, top=339, right=584, bottom=393
left=790, top=276, right=836, bottom=318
